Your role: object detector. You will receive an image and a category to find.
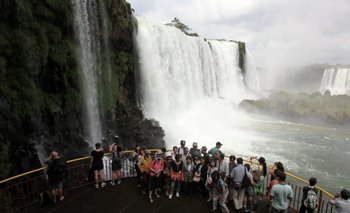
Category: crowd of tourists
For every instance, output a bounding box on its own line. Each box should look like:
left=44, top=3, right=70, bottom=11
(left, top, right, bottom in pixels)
left=46, top=140, right=350, bottom=213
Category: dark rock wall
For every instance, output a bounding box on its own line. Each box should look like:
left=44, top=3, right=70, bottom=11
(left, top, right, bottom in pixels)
left=0, top=0, right=165, bottom=180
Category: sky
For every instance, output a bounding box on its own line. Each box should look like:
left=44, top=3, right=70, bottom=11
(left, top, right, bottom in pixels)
left=127, top=0, right=350, bottom=67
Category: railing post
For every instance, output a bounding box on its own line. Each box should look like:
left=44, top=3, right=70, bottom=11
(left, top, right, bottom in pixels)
left=317, top=190, right=323, bottom=213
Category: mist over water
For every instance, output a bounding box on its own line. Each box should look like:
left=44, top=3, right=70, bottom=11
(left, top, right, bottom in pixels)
left=135, top=17, right=349, bottom=193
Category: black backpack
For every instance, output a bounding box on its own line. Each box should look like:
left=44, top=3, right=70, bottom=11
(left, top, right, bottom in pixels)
left=241, top=169, right=251, bottom=188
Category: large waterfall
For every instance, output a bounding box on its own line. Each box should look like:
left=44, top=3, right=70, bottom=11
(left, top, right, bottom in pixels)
left=72, top=0, right=112, bottom=145
left=320, top=68, right=350, bottom=95
left=135, top=17, right=259, bottom=151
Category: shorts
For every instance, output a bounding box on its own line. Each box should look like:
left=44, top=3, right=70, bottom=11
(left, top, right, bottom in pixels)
left=149, top=175, right=160, bottom=190
left=246, top=186, right=254, bottom=197
left=91, top=163, right=103, bottom=171
left=48, top=178, right=63, bottom=190
left=112, top=163, right=122, bottom=171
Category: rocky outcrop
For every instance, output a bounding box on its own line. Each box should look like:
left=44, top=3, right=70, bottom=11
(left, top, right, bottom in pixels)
left=107, top=0, right=165, bottom=149
left=240, top=91, right=350, bottom=125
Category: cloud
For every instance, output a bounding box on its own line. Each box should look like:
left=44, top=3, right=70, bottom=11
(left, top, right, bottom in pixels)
left=127, top=0, right=350, bottom=66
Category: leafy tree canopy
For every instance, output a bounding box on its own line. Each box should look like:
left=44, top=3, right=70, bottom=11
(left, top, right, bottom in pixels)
left=165, top=17, right=198, bottom=37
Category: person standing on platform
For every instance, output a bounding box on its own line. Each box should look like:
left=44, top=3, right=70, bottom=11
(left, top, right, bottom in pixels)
left=329, top=189, right=350, bottom=213
left=209, top=142, right=223, bottom=157
left=90, top=143, right=105, bottom=189
left=270, top=172, right=293, bottom=213
left=178, top=140, right=186, bottom=155
left=46, top=151, right=66, bottom=203
left=109, top=143, right=123, bottom=185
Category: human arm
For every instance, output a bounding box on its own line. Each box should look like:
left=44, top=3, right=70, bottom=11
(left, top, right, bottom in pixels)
left=329, top=192, right=340, bottom=205
left=109, top=143, right=116, bottom=153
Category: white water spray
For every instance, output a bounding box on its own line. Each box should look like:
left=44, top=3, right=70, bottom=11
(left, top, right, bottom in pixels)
left=71, top=0, right=103, bottom=145
left=135, top=17, right=260, bottom=153
left=320, top=68, right=350, bottom=95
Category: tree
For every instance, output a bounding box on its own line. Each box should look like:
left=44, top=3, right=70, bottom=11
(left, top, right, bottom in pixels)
left=165, top=17, right=198, bottom=37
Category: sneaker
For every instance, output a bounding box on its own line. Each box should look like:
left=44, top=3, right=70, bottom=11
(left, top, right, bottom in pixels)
left=101, top=182, right=106, bottom=188
left=149, top=197, right=153, bottom=203
left=95, top=184, right=99, bottom=189
left=117, top=180, right=121, bottom=185
left=176, top=192, right=180, bottom=198
left=155, top=194, right=160, bottom=198
left=211, top=208, right=217, bottom=212
left=168, top=194, right=173, bottom=199
left=207, top=198, right=212, bottom=202
left=110, top=181, right=115, bottom=186
left=59, top=196, right=64, bottom=202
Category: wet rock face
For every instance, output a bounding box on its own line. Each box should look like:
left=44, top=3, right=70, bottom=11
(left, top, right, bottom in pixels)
left=0, top=0, right=165, bottom=179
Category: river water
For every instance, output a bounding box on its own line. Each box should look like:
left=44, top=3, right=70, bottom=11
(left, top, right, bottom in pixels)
left=135, top=17, right=349, bottom=195
left=246, top=114, right=350, bottom=194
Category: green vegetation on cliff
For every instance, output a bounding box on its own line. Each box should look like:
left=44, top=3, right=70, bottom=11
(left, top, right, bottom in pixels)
left=0, top=0, right=85, bottom=179
left=165, top=17, right=199, bottom=37
left=240, top=91, right=350, bottom=125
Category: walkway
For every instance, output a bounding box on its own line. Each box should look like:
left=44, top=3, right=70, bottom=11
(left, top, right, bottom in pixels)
left=25, top=178, right=213, bottom=213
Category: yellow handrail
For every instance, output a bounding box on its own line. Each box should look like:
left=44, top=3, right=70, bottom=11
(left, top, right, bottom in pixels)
left=0, top=149, right=334, bottom=199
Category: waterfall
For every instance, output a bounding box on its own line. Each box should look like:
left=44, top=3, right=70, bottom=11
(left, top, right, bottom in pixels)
left=320, top=68, right=350, bottom=95
left=135, top=17, right=259, bottom=151
left=72, top=0, right=112, bottom=145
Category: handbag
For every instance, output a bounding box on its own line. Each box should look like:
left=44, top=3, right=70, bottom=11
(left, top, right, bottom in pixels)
left=241, top=169, right=251, bottom=188
left=193, top=172, right=201, bottom=182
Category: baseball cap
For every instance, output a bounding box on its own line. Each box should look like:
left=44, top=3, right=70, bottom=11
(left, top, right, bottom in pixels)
left=216, top=141, right=223, bottom=146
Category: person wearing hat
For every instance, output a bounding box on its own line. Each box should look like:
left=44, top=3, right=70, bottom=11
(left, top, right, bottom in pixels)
left=178, top=140, right=186, bottom=155
left=209, top=142, right=223, bottom=157
left=190, top=142, right=201, bottom=157
left=329, top=189, right=350, bottom=213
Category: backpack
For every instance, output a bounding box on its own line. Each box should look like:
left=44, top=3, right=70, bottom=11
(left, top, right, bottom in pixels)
left=112, top=152, right=122, bottom=168
left=241, top=169, right=251, bottom=188
left=303, top=189, right=318, bottom=209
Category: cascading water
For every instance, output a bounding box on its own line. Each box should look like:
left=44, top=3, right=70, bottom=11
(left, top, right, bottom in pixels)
left=135, top=17, right=259, bottom=153
left=72, top=0, right=112, bottom=145
left=320, top=68, right=350, bottom=95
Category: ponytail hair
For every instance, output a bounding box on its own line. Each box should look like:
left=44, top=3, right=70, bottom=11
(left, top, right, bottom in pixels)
left=258, top=157, right=267, bottom=177
left=262, top=162, right=267, bottom=177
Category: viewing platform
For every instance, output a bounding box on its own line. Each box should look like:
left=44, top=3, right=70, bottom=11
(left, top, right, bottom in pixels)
left=0, top=150, right=335, bottom=213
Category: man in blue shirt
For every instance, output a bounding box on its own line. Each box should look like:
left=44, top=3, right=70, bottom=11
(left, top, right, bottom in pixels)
left=208, top=141, right=222, bottom=156
left=270, top=172, right=293, bottom=213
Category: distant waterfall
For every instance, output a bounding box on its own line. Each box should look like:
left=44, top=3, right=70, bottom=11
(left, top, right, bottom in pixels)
left=135, top=17, right=259, bottom=148
left=320, top=68, right=350, bottom=95
left=72, top=0, right=112, bottom=145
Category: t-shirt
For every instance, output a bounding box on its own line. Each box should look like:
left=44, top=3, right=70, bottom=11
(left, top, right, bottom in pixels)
left=150, top=160, right=164, bottom=176
left=208, top=147, right=220, bottom=156
left=330, top=198, right=350, bottom=213
left=171, top=161, right=183, bottom=172
left=91, top=150, right=104, bottom=166
left=189, top=148, right=201, bottom=157
left=270, top=183, right=294, bottom=210
left=139, top=155, right=151, bottom=173
left=230, top=164, right=245, bottom=185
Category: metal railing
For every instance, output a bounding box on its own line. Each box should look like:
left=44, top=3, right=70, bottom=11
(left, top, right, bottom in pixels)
left=244, top=159, right=334, bottom=213
left=0, top=150, right=335, bottom=213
